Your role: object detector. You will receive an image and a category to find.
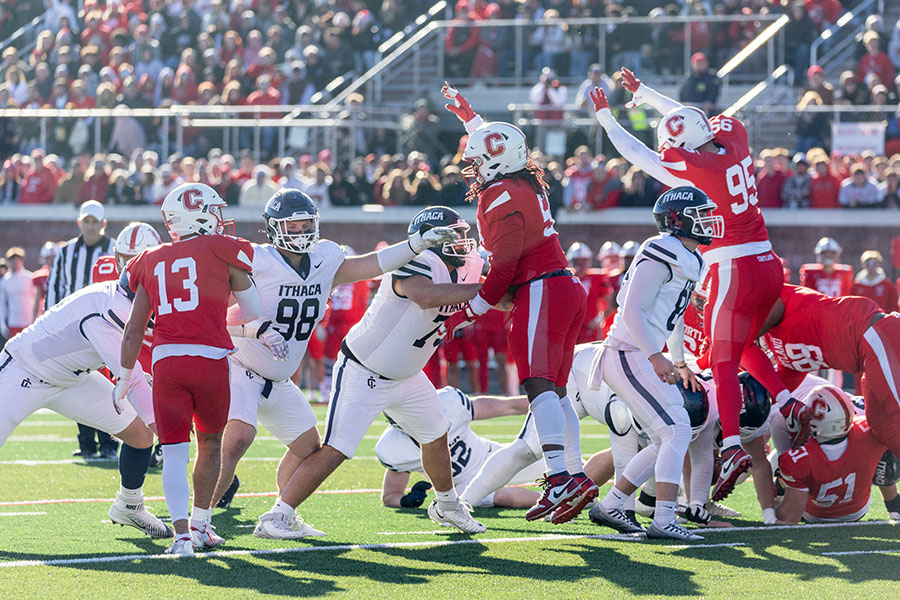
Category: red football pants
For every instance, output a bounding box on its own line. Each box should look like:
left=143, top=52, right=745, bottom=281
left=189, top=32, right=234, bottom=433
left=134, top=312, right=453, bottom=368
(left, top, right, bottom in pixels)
left=704, top=251, right=784, bottom=441
left=508, top=274, right=586, bottom=386
left=860, top=314, right=900, bottom=456
left=153, top=355, right=231, bottom=444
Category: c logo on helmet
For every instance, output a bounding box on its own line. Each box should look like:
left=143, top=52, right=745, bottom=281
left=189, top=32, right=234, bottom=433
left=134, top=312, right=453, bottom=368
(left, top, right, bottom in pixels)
left=182, top=188, right=204, bottom=211
left=810, top=397, right=827, bottom=420
left=484, top=132, right=506, bottom=157
left=665, top=116, right=685, bottom=138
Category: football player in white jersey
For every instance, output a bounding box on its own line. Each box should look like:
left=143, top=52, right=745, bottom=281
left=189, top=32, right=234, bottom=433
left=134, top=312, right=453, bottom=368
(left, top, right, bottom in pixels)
left=589, top=186, right=723, bottom=541
left=376, top=387, right=545, bottom=509
left=252, top=205, right=488, bottom=537
left=0, top=279, right=171, bottom=538
left=205, top=190, right=461, bottom=534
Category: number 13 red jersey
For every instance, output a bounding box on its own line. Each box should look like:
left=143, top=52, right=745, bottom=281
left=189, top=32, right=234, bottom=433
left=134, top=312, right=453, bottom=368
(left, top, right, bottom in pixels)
left=660, top=115, right=769, bottom=258
left=127, top=235, right=253, bottom=351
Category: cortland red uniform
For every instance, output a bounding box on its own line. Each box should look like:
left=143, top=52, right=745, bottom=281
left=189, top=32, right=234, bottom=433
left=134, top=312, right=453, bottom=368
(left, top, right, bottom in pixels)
left=658, top=114, right=783, bottom=445
left=762, top=285, right=900, bottom=455
left=850, top=274, right=899, bottom=313
left=443, top=326, right=478, bottom=365
left=779, top=418, right=885, bottom=521
left=682, top=301, right=707, bottom=359
left=473, top=307, right=508, bottom=393
left=477, top=178, right=586, bottom=384
left=127, top=235, right=253, bottom=443
left=324, top=280, right=369, bottom=360
left=799, top=263, right=853, bottom=297
left=576, top=268, right=612, bottom=343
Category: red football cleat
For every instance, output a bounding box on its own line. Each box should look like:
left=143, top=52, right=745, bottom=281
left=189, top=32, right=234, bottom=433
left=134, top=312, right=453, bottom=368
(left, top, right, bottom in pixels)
left=550, top=473, right=599, bottom=524
left=525, top=473, right=581, bottom=522
left=712, top=446, right=752, bottom=501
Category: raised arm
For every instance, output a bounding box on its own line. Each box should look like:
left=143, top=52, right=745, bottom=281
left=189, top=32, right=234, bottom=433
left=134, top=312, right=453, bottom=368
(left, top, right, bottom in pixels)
left=443, top=82, right=484, bottom=134
left=621, top=68, right=683, bottom=115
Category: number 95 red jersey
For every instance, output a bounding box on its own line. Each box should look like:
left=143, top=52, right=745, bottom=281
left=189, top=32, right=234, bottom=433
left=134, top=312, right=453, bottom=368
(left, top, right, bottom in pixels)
left=126, top=235, right=253, bottom=351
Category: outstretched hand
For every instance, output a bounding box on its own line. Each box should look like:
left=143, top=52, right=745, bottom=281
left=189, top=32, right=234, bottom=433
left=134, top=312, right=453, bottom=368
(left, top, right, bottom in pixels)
left=621, top=67, right=641, bottom=93
left=442, top=81, right=476, bottom=123
left=589, top=87, right=609, bottom=112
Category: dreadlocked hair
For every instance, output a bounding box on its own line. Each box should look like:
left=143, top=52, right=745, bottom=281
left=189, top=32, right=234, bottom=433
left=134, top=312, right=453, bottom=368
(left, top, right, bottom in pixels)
left=464, top=158, right=550, bottom=204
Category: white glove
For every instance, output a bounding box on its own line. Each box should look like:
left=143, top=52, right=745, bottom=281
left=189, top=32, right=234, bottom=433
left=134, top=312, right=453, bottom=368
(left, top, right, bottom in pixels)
left=113, top=367, right=132, bottom=415
left=254, top=321, right=289, bottom=361
left=409, top=227, right=459, bottom=254
left=762, top=507, right=777, bottom=525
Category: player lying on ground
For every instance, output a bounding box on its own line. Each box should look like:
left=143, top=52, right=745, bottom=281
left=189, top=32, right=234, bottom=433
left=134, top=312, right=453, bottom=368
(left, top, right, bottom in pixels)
left=207, top=190, right=464, bottom=538
left=119, top=183, right=261, bottom=556
left=589, top=71, right=812, bottom=503
left=0, top=278, right=170, bottom=538
left=253, top=206, right=488, bottom=537
left=441, top=84, right=595, bottom=525
left=376, top=387, right=545, bottom=509
left=589, top=186, right=720, bottom=542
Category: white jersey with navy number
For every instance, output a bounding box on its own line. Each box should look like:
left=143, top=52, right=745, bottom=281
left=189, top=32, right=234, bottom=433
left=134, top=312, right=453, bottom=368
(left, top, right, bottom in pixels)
left=5, top=281, right=133, bottom=386
left=232, top=241, right=345, bottom=382
left=375, top=386, right=495, bottom=481
left=607, top=233, right=704, bottom=353
left=344, top=251, right=483, bottom=380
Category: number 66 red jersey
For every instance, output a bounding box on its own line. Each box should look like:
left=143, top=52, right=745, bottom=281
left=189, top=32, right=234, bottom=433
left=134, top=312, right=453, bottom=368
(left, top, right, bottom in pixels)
left=126, top=235, right=253, bottom=353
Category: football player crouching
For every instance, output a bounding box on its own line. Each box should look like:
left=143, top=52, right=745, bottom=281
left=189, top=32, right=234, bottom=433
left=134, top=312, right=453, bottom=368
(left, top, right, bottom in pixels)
left=376, top=387, right=545, bottom=510
left=204, top=191, right=463, bottom=538
left=776, top=385, right=896, bottom=524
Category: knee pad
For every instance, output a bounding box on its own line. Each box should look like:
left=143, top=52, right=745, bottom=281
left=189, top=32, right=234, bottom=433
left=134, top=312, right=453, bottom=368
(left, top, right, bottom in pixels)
left=658, top=421, right=693, bottom=457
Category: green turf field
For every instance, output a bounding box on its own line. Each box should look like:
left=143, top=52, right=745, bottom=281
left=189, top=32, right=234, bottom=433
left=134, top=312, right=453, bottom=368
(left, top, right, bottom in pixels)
left=1, top=405, right=899, bottom=599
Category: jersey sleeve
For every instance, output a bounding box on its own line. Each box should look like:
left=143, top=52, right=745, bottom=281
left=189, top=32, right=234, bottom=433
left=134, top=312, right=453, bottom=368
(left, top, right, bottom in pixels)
left=778, top=447, right=812, bottom=492
left=479, top=211, right=525, bottom=306
left=393, top=250, right=436, bottom=280
left=439, top=386, right=474, bottom=427
left=374, top=426, right=423, bottom=473
left=212, top=236, right=254, bottom=271
left=125, top=252, right=146, bottom=295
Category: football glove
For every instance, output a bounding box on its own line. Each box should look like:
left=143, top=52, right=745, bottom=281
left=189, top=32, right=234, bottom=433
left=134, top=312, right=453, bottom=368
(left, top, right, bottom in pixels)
left=400, top=480, right=432, bottom=508
left=440, top=303, right=479, bottom=339
left=442, top=82, right=476, bottom=123
left=589, top=86, right=609, bottom=112
left=408, top=226, right=459, bottom=254
left=248, top=320, right=289, bottom=361
left=683, top=501, right=711, bottom=525
left=621, top=67, right=645, bottom=108
left=113, top=367, right=131, bottom=415
left=780, top=398, right=812, bottom=449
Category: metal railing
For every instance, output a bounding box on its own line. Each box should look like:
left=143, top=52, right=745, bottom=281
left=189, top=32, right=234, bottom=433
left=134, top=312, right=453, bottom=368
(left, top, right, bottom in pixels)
left=328, top=14, right=782, bottom=108
left=0, top=105, right=408, bottom=163
left=811, top=0, right=884, bottom=70
left=2, top=15, right=44, bottom=63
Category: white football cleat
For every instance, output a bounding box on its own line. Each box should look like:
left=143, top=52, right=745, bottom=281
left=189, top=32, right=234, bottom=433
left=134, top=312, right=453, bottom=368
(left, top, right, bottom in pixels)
left=164, top=537, right=195, bottom=557
left=704, top=501, right=742, bottom=518
left=427, top=500, right=486, bottom=534
left=190, top=522, right=225, bottom=549
left=647, top=520, right=705, bottom=541
left=589, top=504, right=646, bottom=534
left=108, top=498, right=174, bottom=538
left=253, top=511, right=326, bottom=539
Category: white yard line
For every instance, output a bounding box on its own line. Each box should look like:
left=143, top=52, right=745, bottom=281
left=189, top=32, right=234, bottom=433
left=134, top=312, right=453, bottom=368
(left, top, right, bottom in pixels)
left=0, top=512, right=47, bottom=516
left=0, top=488, right=383, bottom=507
left=665, top=542, right=746, bottom=550
left=821, top=549, right=900, bottom=556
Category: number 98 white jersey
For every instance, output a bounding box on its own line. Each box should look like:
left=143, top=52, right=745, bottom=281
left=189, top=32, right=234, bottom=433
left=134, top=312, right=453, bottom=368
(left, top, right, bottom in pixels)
left=231, top=242, right=345, bottom=381
left=344, top=251, right=483, bottom=380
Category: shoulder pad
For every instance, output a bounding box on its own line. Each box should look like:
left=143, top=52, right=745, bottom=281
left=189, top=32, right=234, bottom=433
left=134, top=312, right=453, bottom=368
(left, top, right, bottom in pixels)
left=639, top=235, right=681, bottom=265
left=481, top=183, right=517, bottom=219
left=316, top=239, right=345, bottom=258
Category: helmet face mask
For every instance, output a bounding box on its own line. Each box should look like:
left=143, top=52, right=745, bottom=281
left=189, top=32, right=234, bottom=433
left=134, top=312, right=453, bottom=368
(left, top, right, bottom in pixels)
left=463, top=122, right=529, bottom=186
left=408, top=206, right=473, bottom=268
left=264, top=189, right=320, bottom=254
left=442, top=221, right=477, bottom=261
left=653, top=186, right=724, bottom=246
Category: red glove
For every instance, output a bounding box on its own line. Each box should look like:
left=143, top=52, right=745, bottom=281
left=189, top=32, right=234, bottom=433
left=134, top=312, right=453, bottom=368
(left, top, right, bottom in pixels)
left=621, top=67, right=641, bottom=93
left=440, top=303, right=478, bottom=339
left=780, top=398, right=813, bottom=449
left=589, top=87, right=609, bottom=112
left=442, top=81, right=476, bottom=123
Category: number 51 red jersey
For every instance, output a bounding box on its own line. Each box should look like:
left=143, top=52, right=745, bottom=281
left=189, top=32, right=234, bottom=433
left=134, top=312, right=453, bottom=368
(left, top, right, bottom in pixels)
left=126, top=235, right=253, bottom=351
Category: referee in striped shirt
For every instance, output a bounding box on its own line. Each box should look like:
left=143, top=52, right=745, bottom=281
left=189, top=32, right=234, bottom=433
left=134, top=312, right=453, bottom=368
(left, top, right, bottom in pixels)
left=46, top=200, right=118, bottom=459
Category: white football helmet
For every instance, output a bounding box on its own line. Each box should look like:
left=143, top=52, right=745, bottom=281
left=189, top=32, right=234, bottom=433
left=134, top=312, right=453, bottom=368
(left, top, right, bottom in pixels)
left=39, top=241, right=58, bottom=265
left=804, top=385, right=854, bottom=442
left=620, top=240, right=639, bottom=258
left=597, top=241, right=622, bottom=271
left=115, top=222, right=162, bottom=269
left=566, top=242, right=593, bottom=262
left=463, top=121, right=528, bottom=186
left=161, top=183, right=233, bottom=241
left=815, top=237, right=841, bottom=265
left=656, top=106, right=715, bottom=151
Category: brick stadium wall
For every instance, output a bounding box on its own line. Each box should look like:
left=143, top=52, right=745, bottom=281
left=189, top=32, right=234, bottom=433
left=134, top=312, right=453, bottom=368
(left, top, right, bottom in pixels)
left=3, top=215, right=898, bottom=283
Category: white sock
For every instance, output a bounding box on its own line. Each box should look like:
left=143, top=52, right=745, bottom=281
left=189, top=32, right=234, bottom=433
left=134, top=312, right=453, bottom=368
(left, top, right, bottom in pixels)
left=118, top=485, right=143, bottom=503
left=530, top=391, right=567, bottom=475
left=161, top=442, right=191, bottom=524
left=461, top=439, right=537, bottom=507
left=775, top=390, right=791, bottom=406
left=654, top=500, right=676, bottom=526
left=558, top=396, right=583, bottom=474
left=435, top=487, right=459, bottom=510
left=601, top=487, right=627, bottom=511
left=272, top=499, right=296, bottom=517
left=190, top=506, right=211, bottom=529
left=722, top=435, right=741, bottom=451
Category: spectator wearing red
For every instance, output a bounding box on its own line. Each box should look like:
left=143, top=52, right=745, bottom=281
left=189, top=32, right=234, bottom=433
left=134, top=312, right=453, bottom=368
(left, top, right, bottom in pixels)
left=809, top=154, right=841, bottom=208
left=77, top=157, right=111, bottom=205
left=850, top=250, right=898, bottom=313
left=585, top=163, right=622, bottom=209
left=18, top=149, right=57, bottom=204
left=755, top=149, right=787, bottom=207
left=804, top=0, right=842, bottom=32
left=858, top=31, right=895, bottom=87
left=444, top=9, right=481, bottom=79
left=170, top=69, right=198, bottom=105
left=80, top=10, right=111, bottom=52
left=563, top=146, right=595, bottom=210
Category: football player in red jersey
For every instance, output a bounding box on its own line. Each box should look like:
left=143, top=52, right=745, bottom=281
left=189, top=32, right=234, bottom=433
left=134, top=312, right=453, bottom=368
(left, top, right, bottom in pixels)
left=850, top=251, right=899, bottom=313
left=589, top=70, right=811, bottom=501
left=752, top=285, right=900, bottom=460
left=778, top=386, right=887, bottom=524
left=566, top=242, right=612, bottom=344
left=441, top=84, right=594, bottom=524
left=118, top=183, right=260, bottom=556
left=799, top=237, right=853, bottom=298
left=31, top=241, right=57, bottom=319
